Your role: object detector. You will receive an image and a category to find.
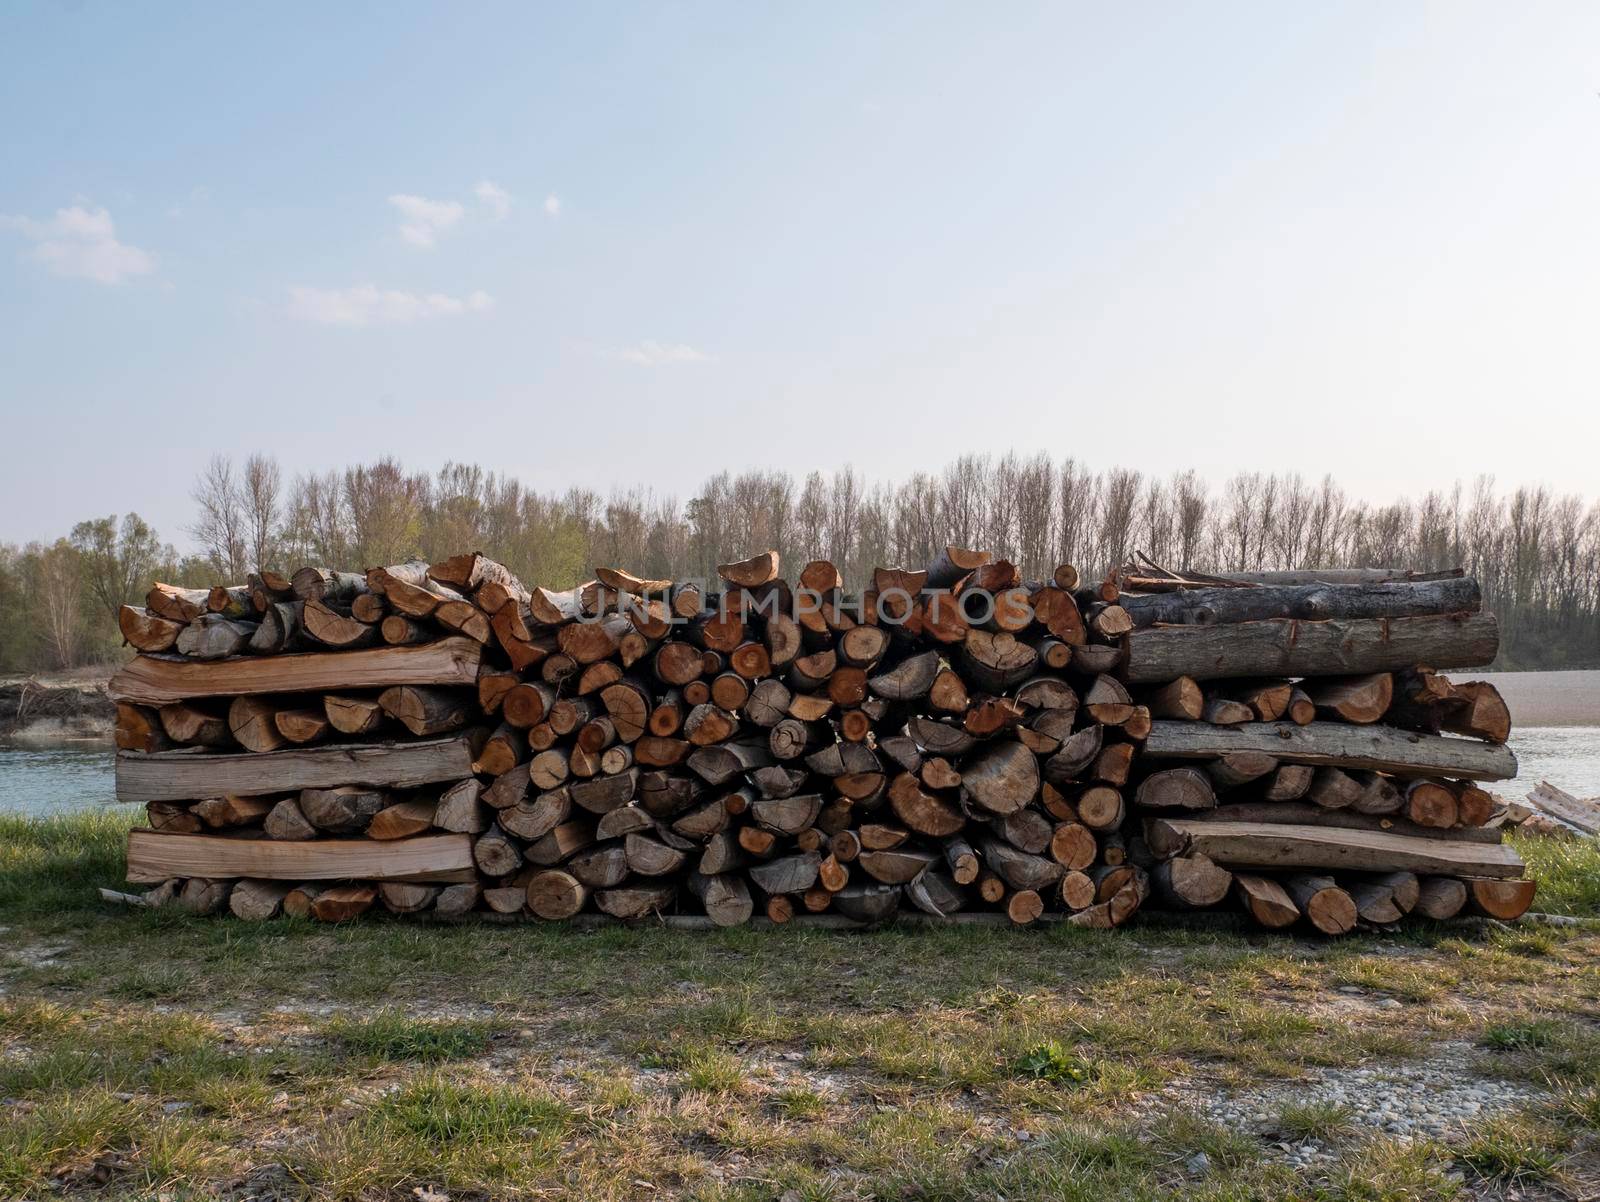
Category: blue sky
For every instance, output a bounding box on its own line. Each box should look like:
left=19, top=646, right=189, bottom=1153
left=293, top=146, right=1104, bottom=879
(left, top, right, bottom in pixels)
left=2, top=2, right=1597, bottom=546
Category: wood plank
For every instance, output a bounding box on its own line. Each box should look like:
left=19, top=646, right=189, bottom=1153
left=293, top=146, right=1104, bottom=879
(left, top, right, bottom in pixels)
left=108, top=638, right=483, bottom=706
left=1145, top=819, right=1524, bottom=878
left=1121, top=614, right=1499, bottom=683
left=126, top=830, right=475, bottom=884
left=115, top=734, right=481, bottom=803
left=1142, top=720, right=1516, bottom=781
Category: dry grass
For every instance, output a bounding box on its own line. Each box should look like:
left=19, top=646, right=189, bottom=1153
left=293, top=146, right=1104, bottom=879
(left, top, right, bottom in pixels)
left=1, top=812, right=1598, bottom=1198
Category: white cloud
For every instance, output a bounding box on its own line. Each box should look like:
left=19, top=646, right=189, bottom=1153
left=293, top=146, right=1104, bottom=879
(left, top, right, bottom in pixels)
left=288, top=285, right=494, bottom=327
left=475, top=180, right=512, bottom=220
left=617, top=340, right=713, bottom=366
left=388, top=194, right=465, bottom=248
left=0, top=204, right=154, bottom=284
left=544, top=193, right=562, bottom=217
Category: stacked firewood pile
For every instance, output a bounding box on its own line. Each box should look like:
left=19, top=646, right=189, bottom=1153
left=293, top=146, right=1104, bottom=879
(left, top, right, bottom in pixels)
left=1112, top=563, right=1530, bottom=932
left=109, top=551, right=1532, bottom=932
left=112, top=550, right=1148, bottom=926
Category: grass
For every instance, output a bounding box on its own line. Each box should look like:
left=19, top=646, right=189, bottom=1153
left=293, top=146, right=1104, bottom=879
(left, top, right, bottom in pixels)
left=1274, top=1099, right=1355, bottom=1140
left=325, top=1009, right=495, bottom=1063
left=1, top=811, right=1598, bottom=1198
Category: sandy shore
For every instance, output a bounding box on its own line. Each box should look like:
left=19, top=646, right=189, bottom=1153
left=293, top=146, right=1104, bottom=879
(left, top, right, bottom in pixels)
left=1474, top=670, right=1600, bottom=728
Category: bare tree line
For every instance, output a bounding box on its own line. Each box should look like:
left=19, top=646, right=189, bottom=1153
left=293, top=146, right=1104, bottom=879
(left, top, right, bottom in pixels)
left=3, top=452, right=1597, bottom=672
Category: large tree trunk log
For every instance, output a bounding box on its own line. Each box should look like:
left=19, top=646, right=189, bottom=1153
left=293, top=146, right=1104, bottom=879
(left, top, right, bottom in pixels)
left=1120, top=577, right=1481, bottom=628
left=1121, top=614, right=1499, bottom=683
left=1141, top=720, right=1516, bottom=780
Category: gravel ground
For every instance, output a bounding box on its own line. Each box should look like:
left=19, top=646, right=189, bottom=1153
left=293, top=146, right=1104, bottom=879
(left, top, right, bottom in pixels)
left=1160, top=1033, right=1544, bottom=1170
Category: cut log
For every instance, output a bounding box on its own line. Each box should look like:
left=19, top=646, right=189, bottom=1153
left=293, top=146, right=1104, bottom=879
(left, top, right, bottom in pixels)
left=1205, top=751, right=1277, bottom=789
left=119, top=606, right=183, bottom=653
left=379, top=877, right=441, bottom=915
left=596, top=884, right=676, bottom=920
left=749, top=851, right=821, bottom=894
left=1307, top=767, right=1362, bottom=810
left=1405, top=780, right=1458, bottom=829
left=1135, top=768, right=1215, bottom=811
left=1146, top=676, right=1203, bottom=720
left=831, top=883, right=901, bottom=924
left=229, top=696, right=286, bottom=754
left=1201, top=698, right=1254, bottom=727
left=717, top=550, right=780, bottom=588
left=1286, top=874, right=1357, bottom=935
left=1121, top=614, right=1500, bottom=683
left=264, top=797, right=316, bottom=841
left=961, top=631, right=1037, bottom=694
left=146, top=800, right=200, bottom=833
left=115, top=733, right=482, bottom=803
left=191, top=795, right=275, bottom=828
left=1141, top=720, right=1516, bottom=781
left=1153, top=854, right=1232, bottom=907
left=228, top=879, right=291, bottom=921
left=126, top=830, right=475, bottom=884
left=302, top=599, right=376, bottom=649
left=116, top=703, right=170, bottom=754
left=857, top=847, right=936, bottom=885
left=1413, top=876, right=1469, bottom=920
left=435, top=779, right=490, bottom=833
left=979, top=839, right=1063, bottom=891
left=159, top=702, right=232, bottom=748
left=324, top=695, right=385, bottom=737
left=1233, top=873, right=1298, bottom=928
left=926, top=544, right=992, bottom=589
left=1307, top=674, right=1394, bottom=725
left=1120, top=576, right=1482, bottom=627
left=299, top=785, right=387, bottom=833
left=1465, top=877, right=1536, bottom=920
left=308, top=883, right=377, bottom=922
left=1144, top=819, right=1525, bottom=877
left=961, top=740, right=1039, bottom=815
left=110, top=637, right=483, bottom=705
left=367, top=799, right=437, bottom=840
left=176, top=616, right=258, bottom=660
left=690, top=872, right=753, bottom=926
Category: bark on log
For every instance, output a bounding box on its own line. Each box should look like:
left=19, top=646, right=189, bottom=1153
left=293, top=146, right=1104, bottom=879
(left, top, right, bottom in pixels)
left=1141, top=720, right=1516, bottom=780
left=1144, top=819, right=1526, bottom=877
left=1121, top=577, right=1482, bottom=628
left=1121, top=614, right=1500, bottom=683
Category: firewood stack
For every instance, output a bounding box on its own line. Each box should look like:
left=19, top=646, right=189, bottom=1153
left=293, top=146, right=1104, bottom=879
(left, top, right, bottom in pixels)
left=111, top=549, right=1151, bottom=927
left=1110, top=564, right=1532, bottom=933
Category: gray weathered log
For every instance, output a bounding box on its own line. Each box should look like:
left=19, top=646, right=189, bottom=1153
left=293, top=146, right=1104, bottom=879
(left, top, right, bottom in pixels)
left=1144, top=819, right=1525, bottom=878
left=1121, top=577, right=1481, bottom=628
left=1121, top=614, right=1499, bottom=683
left=1141, top=720, right=1515, bottom=781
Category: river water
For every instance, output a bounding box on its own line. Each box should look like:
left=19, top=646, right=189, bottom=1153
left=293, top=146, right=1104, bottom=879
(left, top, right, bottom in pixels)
left=0, top=671, right=1596, bottom=818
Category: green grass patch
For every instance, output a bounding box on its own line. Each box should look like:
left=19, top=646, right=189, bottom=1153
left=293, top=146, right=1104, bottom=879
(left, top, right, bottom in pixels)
left=1275, top=1098, right=1355, bottom=1140
left=1510, top=831, right=1600, bottom=918
left=1456, top=1111, right=1571, bottom=1187
left=1481, top=1018, right=1560, bottom=1051
left=324, top=1008, right=494, bottom=1063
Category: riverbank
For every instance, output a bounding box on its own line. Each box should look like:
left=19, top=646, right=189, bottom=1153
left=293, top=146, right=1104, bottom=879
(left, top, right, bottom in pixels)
left=0, top=674, right=115, bottom=744
left=1, top=810, right=1598, bottom=1199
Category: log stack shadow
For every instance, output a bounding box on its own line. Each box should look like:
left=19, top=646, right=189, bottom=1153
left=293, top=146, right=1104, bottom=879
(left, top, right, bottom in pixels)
left=110, top=553, right=1529, bottom=932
